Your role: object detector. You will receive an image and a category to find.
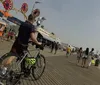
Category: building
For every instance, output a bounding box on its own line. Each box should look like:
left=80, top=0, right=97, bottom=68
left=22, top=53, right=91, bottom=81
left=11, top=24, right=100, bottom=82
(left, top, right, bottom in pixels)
left=37, top=27, right=61, bottom=45
left=0, top=10, right=62, bottom=46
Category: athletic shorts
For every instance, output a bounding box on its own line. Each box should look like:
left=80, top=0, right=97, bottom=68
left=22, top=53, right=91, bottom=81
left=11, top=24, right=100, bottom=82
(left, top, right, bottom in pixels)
left=10, top=39, right=28, bottom=57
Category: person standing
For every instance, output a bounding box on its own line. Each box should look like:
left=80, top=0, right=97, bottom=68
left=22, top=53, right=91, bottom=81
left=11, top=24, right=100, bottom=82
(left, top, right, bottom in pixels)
left=0, top=24, right=6, bottom=42
left=54, top=42, right=59, bottom=54
left=51, top=41, right=55, bottom=53
left=81, top=48, right=89, bottom=68
left=2, top=27, right=7, bottom=40
left=77, top=47, right=83, bottom=65
left=66, top=45, right=71, bottom=58
left=7, top=29, right=11, bottom=41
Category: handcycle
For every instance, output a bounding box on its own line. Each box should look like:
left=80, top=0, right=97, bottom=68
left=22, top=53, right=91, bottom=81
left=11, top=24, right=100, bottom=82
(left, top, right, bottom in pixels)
left=0, top=41, right=46, bottom=85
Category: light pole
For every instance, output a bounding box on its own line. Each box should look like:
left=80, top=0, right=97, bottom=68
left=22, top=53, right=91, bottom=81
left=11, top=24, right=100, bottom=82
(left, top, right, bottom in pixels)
left=31, top=1, right=41, bottom=14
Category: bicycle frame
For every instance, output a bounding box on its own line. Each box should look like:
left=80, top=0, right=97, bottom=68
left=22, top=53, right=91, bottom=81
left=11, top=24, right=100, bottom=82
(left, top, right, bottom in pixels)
left=16, top=48, right=41, bottom=70
left=0, top=81, right=4, bottom=85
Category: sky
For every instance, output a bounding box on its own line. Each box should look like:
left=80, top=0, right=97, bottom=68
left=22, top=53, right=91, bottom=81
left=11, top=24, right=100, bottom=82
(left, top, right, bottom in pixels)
left=1, top=0, right=100, bottom=52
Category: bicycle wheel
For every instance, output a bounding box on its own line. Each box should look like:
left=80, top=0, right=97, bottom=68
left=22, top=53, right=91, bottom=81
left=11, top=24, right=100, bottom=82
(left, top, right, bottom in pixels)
left=6, top=71, right=21, bottom=85
left=32, top=54, right=46, bottom=80
left=0, top=53, right=21, bottom=85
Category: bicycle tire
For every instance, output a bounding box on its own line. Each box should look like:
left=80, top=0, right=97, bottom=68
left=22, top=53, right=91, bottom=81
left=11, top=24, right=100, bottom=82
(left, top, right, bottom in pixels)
left=0, top=53, right=21, bottom=85
left=6, top=72, right=21, bottom=85
left=32, top=54, right=46, bottom=80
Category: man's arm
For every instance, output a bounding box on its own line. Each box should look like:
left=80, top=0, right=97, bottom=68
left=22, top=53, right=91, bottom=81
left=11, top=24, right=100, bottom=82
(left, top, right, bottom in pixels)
left=30, top=32, right=41, bottom=45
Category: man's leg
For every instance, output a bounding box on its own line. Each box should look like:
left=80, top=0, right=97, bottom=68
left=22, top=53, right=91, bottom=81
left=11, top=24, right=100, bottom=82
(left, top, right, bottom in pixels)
left=0, top=52, right=17, bottom=68
left=51, top=48, right=53, bottom=53
left=55, top=49, right=57, bottom=54
left=2, top=56, right=16, bottom=67
left=0, top=53, right=16, bottom=76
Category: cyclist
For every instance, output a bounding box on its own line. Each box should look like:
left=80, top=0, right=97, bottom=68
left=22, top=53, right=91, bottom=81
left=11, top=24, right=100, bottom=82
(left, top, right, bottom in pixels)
left=1, top=9, right=41, bottom=72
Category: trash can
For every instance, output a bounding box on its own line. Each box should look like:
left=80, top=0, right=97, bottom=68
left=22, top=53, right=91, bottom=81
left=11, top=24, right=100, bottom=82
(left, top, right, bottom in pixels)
left=95, top=59, right=100, bottom=66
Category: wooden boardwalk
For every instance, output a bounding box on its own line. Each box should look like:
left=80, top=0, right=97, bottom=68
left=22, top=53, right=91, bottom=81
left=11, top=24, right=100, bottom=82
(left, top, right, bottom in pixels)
left=11, top=59, right=70, bottom=85
left=1, top=41, right=100, bottom=85
left=11, top=54, right=100, bottom=85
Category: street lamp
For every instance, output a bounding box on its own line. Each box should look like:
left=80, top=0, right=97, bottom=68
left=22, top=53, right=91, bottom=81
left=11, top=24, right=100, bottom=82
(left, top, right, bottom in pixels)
left=31, top=1, right=41, bottom=14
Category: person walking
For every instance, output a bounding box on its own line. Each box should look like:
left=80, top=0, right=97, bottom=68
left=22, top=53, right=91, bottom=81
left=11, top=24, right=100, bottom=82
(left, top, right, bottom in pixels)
left=0, top=24, right=6, bottom=42
left=66, top=45, right=71, bottom=58
left=81, top=48, right=89, bottom=68
left=54, top=42, right=59, bottom=54
left=77, top=47, right=83, bottom=65
left=51, top=41, right=55, bottom=53
left=7, top=29, right=12, bottom=41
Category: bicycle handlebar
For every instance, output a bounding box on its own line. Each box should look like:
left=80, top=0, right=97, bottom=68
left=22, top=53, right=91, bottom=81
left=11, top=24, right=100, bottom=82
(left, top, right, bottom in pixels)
left=28, top=41, right=44, bottom=50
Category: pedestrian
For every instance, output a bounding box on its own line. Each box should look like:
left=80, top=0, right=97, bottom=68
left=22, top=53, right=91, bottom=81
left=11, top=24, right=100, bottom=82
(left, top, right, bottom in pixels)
left=0, top=24, right=6, bottom=42
left=88, top=48, right=94, bottom=68
left=66, top=45, right=71, bottom=58
left=2, top=27, right=7, bottom=38
left=77, top=47, right=83, bottom=65
left=51, top=41, right=55, bottom=53
left=81, top=48, right=89, bottom=68
left=54, top=42, right=59, bottom=54
left=7, top=29, right=11, bottom=41
left=11, top=29, right=15, bottom=40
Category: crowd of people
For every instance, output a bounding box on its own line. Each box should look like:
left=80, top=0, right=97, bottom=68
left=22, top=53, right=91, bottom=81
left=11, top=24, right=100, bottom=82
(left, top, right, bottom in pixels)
left=0, top=27, right=16, bottom=42
left=0, top=25, right=61, bottom=55
left=65, top=46, right=100, bottom=68
left=76, top=47, right=100, bottom=68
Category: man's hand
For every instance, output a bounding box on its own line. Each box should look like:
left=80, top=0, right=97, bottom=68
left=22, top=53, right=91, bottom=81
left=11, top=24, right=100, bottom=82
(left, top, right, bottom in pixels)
left=36, top=42, right=44, bottom=50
